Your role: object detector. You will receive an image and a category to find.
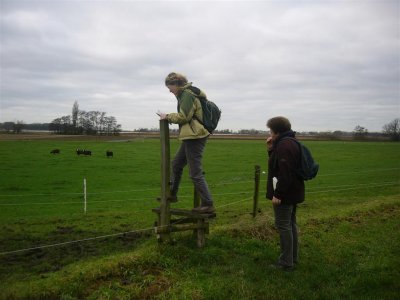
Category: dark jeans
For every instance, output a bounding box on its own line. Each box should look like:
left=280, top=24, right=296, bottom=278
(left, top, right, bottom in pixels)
left=273, top=204, right=298, bottom=267
left=170, top=137, right=213, bottom=207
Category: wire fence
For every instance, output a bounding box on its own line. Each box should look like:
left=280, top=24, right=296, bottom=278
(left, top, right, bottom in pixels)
left=0, top=168, right=400, bottom=256
left=0, top=168, right=400, bottom=199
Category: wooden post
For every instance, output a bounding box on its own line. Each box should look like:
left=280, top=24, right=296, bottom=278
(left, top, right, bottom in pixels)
left=197, top=218, right=206, bottom=248
left=193, top=187, right=200, bottom=237
left=159, top=120, right=171, bottom=242
left=252, top=165, right=260, bottom=218
left=193, top=186, right=206, bottom=247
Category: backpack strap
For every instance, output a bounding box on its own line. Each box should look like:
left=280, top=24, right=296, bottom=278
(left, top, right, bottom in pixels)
left=184, top=86, right=206, bottom=126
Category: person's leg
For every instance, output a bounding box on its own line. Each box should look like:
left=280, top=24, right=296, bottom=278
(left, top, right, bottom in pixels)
left=184, top=138, right=213, bottom=207
left=292, top=205, right=299, bottom=264
left=274, top=204, right=294, bottom=267
left=170, top=142, right=187, bottom=197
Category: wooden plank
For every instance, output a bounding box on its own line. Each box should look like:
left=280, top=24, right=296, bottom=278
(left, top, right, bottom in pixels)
left=155, top=222, right=209, bottom=234
left=152, top=207, right=216, bottom=219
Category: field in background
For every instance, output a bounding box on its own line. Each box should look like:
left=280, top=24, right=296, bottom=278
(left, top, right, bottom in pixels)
left=0, top=137, right=399, bottom=299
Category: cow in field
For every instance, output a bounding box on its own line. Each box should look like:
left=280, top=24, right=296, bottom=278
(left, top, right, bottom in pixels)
left=50, top=149, right=60, bottom=154
left=77, top=149, right=91, bottom=156
left=83, top=150, right=92, bottom=156
left=106, top=150, right=113, bottom=158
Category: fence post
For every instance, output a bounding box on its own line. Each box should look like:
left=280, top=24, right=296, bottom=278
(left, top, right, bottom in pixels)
left=253, top=165, right=260, bottom=217
left=159, top=120, right=171, bottom=242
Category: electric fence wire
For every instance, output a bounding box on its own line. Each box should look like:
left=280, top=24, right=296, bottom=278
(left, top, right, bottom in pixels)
left=0, top=196, right=253, bottom=256
left=0, top=167, right=398, bottom=198
left=0, top=180, right=398, bottom=206
left=1, top=179, right=399, bottom=256
left=0, top=168, right=400, bottom=256
left=0, top=191, right=252, bottom=206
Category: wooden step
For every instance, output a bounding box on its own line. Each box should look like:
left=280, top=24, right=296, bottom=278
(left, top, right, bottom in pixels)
left=152, top=207, right=216, bottom=219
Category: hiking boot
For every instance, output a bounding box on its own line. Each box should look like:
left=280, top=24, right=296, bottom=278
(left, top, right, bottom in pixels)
left=269, top=262, right=295, bottom=272
left=192, top=206, right=215, bottom=214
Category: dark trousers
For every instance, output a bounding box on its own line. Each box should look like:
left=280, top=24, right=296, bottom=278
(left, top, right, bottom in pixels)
left=273, top=204, right=298, bottom=267
left=171, top=137, right=213, bottom=207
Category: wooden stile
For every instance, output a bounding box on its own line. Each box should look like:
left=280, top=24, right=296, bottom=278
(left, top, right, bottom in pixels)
left=153, top=120, right=214, bottom=248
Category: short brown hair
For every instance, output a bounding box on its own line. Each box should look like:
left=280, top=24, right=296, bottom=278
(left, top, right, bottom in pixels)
left=165, top=72, right=188, bottom=87
left=267, top=116, right=291, bottom=134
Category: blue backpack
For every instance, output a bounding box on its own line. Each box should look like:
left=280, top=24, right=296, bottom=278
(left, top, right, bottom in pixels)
left=281, top=137, right=319, bottom=181
left=186, top=86, right=221, bottom=133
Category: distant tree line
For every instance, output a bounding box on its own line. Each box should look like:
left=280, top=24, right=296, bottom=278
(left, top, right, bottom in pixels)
left=49, top=101, right=121, bottom=135
left=0, top=121, right=25, bottom=133
left=133, top=118, right=400, bottom=141
left=1, top=115, right=399, bottom=141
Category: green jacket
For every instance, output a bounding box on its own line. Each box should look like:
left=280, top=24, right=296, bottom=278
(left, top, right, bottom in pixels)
left=166, top=83, right=210, bottom=141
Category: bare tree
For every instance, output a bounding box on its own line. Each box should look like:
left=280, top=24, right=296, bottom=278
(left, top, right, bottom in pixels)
left=49, top=118, right=62, bottom=134
left=72, top=101, right=79, bottom=132
left=383, top=118, right=400, bottom=141
left=13, top=120, right=24, bottom=134
left=51, top=103, right=121, bottom=135
left=3, top=122, right=14, bottom=133
left=353, top=125, right=368, bottom=140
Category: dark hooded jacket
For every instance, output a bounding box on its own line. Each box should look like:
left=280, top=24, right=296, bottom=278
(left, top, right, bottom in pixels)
left=266, top=130, right=305, bottom=204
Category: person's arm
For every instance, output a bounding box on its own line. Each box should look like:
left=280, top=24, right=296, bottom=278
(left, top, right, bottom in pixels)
left=167, top=90, right=195, bottom=124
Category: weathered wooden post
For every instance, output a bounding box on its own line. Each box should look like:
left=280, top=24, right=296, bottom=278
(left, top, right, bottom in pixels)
left=252, top=165, right=260, bottom=217
left=193, top=187, right=206, bottom=247
left=159, top=119, right=171, bottom=242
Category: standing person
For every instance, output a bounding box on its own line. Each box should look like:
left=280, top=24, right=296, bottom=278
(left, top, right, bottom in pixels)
left=158, top=72, right=214, bottom=213
left=266, top=116, right=304, bottom=271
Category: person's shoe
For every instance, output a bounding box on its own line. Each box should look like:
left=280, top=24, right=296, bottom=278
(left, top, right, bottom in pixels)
left=269, top=262, right=295, bottom=272
left=192, top=206, right=215, bottom=214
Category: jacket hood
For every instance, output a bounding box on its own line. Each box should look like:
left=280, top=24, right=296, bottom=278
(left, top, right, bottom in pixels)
left=179, top=83, right=207, bottom=99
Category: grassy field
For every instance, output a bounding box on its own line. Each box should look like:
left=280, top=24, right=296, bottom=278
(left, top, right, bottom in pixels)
left=0, top=137, right=399, bottom=299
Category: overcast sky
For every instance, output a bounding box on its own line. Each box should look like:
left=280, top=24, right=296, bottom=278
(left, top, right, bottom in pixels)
left=1, top=0, right=399, bottom=132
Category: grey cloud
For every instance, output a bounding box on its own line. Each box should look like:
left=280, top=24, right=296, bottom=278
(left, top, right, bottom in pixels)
left=1, top=0, right=398, bottom=132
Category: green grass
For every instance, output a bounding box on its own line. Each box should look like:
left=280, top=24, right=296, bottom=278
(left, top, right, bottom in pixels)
left=0, top=138, right=399, bottom=299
